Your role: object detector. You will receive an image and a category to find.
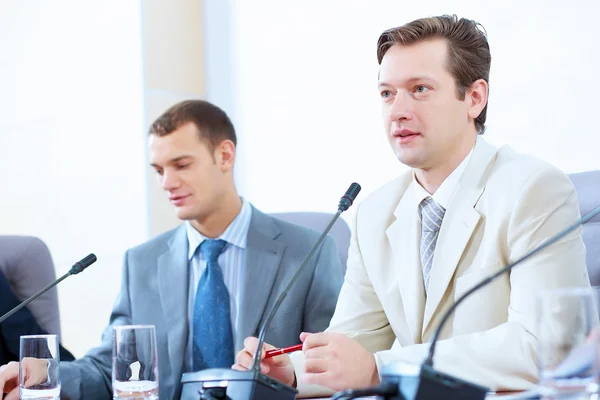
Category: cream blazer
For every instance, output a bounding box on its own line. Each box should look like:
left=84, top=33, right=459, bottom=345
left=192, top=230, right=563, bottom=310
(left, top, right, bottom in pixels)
left=293, top=137, right=590, bottom=397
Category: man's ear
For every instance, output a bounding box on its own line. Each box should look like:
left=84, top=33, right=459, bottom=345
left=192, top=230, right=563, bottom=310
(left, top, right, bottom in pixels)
left=214, top=140, right=236, bottom=172
left=467, top=78, right=488, bottom=120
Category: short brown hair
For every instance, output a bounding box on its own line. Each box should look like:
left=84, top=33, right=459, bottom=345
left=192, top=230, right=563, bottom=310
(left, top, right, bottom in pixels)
left=149, top=100, right=237, bottom=149
left=377, top=15, right=491, bottom=134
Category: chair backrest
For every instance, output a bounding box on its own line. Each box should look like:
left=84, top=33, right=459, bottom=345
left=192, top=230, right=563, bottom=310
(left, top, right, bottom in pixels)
left=270, top=212, right=351, bottom=274
left=568, top=170, right=600, bottom=286
left=0, top=235, right=61, bottom=336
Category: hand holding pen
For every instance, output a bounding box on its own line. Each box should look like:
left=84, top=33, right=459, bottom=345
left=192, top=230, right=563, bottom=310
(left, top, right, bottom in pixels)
left=264, top=344, right=303, bottom=359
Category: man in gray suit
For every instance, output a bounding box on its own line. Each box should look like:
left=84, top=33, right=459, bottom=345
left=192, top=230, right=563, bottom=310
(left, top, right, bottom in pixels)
left=0, top=100, right=343, bottom=400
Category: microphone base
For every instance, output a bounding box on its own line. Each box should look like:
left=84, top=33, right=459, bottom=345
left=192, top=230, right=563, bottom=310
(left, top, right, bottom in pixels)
left=181, top=368, right=297, bottom=400
left=379, top=362, right=488, bottom=400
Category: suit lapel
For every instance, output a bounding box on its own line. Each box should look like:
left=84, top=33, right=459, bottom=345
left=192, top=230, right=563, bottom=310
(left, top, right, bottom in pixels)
left=386, top=174, right=425, bottom=345
left=157, top=226, right=189, bottom=385
left=236, top=208, right=285, bottom=351
left=422, top=138, right=498, bottom=333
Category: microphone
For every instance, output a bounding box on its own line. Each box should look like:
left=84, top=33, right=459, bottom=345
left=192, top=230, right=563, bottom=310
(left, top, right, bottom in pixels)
left=180, top=183, right=362, bottom=400
left=338, top=183, right=361, bottom=212
left=0, top=253, right=97, bottom=324
left=332, top=204, right=600, bottom=400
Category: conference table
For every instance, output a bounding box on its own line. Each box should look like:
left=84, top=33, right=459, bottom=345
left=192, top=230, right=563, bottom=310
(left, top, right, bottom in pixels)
left=305, top=389, right=541, bottom=399
left=305, top=395, right=534, bottom=399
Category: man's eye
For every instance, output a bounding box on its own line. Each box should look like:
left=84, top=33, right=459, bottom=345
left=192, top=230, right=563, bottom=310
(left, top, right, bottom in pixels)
left=381, top=90, right=392, bottom=98
left=415, top=85, right=430, bottom=93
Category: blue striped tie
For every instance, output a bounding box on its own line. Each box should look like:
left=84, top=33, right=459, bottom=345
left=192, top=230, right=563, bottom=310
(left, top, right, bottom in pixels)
left=192, top=239, right=234, bottom=370
left=419, top=197, right=446, bottom=292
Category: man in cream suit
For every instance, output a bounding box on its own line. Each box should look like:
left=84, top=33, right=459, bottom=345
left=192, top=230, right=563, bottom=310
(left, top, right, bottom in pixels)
left=0, top=100, right=343, bottom=400
left=234, top=15, right=590, bottom=395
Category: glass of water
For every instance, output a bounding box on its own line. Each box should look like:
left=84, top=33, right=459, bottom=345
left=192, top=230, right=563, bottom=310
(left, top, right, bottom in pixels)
left=537, top=286, right=600, bottom=398
left=19, top=334, right=61, bottom=400
left=112, top=325, right=159, bottom=400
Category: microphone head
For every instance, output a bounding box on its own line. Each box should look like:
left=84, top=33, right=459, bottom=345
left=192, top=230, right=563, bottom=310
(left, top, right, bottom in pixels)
left=338, top=182, right=362, bottom=212
left=69, top=253, right=97, bottom=275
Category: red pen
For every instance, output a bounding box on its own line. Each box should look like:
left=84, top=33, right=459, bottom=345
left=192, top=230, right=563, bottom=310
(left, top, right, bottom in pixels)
left=264, top=344, right=303, bottom=359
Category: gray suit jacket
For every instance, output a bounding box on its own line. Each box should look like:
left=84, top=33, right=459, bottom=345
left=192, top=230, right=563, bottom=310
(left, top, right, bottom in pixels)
left=60, top=207, right=343, bottom=400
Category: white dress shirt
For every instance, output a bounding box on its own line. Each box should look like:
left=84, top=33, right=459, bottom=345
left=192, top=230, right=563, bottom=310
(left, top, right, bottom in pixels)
left=412, top=146, right=475, bottom=209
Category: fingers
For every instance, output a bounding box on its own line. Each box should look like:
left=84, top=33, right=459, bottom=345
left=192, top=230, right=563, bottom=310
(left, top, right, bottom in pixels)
left=303, top=345, right=332, bottom=360
left=235, top=349, right=291, bottom=377
left=5, top=387, right=19, bottom=400
left=0, top=365, right=6, bottom=394
left=267, top=353, right=291, bottom=367
left=232, top=361, right=270, bottom=374
left=0, top=362, right=19, bottom=394
left=235, top=346, right=254, bottom=368
left=21, top=358, right=49, bottom=388
left=236, top=337, right=280, bottom=372
left=304, top=357, right=329, bottom=374
left=301, top=332, right=331, bottom=350
left=301, top=371, right=336, bottom=387
left=232, top=363, right=249, bottom=371
left=299, top=332, right=312, bottom=343
left=243, top=337, right=262, bottom=355
left=242, top=337, right=276, bottom=356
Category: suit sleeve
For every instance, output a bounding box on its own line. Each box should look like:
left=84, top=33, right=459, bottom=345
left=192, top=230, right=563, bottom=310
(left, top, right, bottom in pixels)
left=301, top=236, right=343, bottom=334
left=59, top=250, right=135, bottom=400
left=373, top=166, right=590, bottom=391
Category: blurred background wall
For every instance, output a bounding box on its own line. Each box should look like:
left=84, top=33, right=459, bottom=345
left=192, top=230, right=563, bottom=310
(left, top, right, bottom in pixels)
left=1, top=0, right=598, bottom=356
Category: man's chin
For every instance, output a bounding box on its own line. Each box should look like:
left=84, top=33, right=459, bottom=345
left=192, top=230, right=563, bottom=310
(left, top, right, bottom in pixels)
left=395, top=152, right=425, bottom=169
left=174, top=208, right=195, bottom=221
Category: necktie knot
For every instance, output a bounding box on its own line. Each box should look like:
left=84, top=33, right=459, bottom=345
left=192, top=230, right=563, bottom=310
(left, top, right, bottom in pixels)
left=199, top=239, right=227, bottom=263
left=419, top=197, right=446, bottom=233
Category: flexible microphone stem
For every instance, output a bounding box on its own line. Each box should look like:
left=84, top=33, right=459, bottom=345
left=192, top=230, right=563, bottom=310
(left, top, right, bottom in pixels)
left=250, top=182, right=361, bottom=373
left=251, top=209, right=343, bottom=372
left=424, top=205, right=600, bottom=367
left=0, top=253, right=97, bottom=324
left=0, top=271, right=70, bottom=324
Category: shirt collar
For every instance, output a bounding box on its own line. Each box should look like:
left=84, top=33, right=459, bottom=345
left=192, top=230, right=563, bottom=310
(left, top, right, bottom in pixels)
left=412, top=144, right=475, bottom=210
left=186, top=198, right=253, bottom=260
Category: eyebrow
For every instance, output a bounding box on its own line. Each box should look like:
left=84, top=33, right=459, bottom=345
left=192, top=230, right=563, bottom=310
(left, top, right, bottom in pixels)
left=378, top=76, right=437, bottom=88
left=150, top=155, right=194, bottom=168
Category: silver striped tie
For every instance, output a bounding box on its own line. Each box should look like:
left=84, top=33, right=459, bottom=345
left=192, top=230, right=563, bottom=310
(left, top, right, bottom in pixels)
left=419, top=197, right=446, bottom=292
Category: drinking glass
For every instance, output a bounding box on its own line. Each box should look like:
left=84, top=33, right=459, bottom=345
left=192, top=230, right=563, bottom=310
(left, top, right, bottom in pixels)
left=537, top=287, right=600, bottom=399
left=112, top=325, right=159, bottom=400
left=19, top=334, right=61, bottom=400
